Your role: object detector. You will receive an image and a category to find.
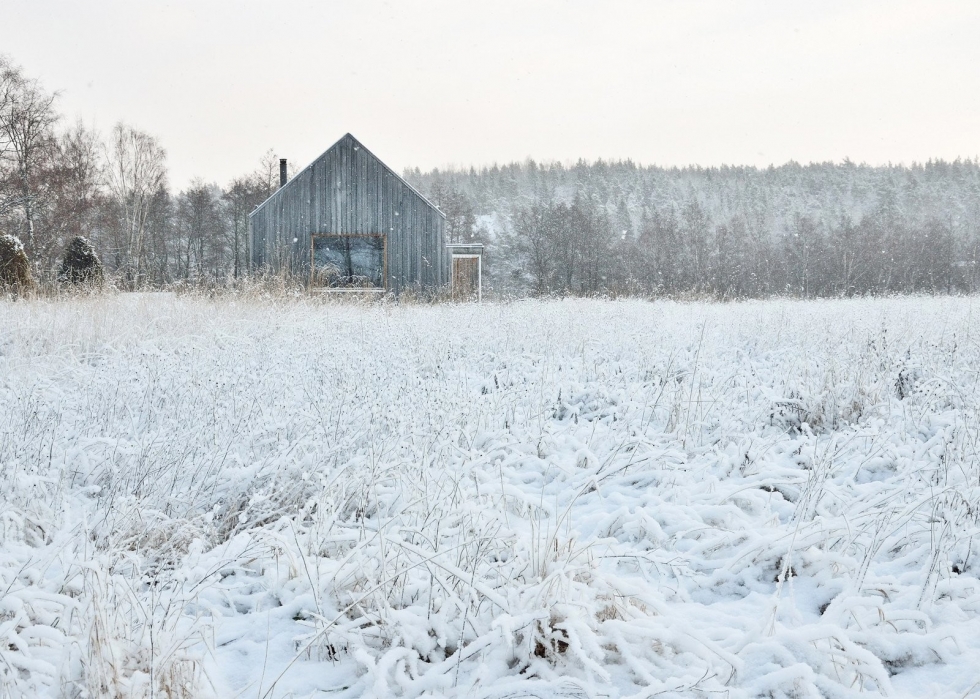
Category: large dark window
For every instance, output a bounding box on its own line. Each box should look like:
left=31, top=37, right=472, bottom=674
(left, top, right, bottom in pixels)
left=311, top=234, right=385, bottom=288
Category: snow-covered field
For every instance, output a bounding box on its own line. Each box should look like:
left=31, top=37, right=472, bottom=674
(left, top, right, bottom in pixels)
left=2, top=294, right=980, bottom=698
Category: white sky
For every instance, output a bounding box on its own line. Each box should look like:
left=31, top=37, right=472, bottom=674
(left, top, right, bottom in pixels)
left=4, top=0, right=979, bottom=189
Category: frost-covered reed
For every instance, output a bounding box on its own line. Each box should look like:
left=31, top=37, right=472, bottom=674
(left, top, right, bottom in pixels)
left=1, top=294, right=979, bottom=697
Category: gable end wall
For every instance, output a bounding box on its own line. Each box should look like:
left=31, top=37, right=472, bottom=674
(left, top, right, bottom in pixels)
left=249, top=134, right=447, bottom=292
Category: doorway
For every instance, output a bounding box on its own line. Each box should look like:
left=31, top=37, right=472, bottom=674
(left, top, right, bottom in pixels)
left=448, top=244, right=483, bottom=301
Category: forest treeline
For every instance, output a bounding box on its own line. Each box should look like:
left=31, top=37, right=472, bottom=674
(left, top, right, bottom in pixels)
left=2, top=55, right=979, bottom=297
left=0, top=57, right=277, bottom=288
left=407, top=158, right=980, bottom=297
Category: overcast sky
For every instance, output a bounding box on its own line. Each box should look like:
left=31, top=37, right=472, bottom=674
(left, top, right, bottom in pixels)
left=4, top=0, right=979, bottom=189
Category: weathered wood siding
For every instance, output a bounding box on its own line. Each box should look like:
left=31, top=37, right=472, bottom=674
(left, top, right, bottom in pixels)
left=248, top=133, right=448, bottom=292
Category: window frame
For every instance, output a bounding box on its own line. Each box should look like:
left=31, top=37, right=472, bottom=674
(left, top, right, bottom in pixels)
left=310, top=233, right=388, bottom=290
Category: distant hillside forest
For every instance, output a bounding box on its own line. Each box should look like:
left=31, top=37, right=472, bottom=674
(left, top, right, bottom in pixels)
left=405, top=158, right=980, bottom=297
left=2, top=55, right=978, bottom=297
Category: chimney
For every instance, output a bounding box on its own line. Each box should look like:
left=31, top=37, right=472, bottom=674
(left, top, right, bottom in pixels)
left=279, top=158, right=288, bottom=188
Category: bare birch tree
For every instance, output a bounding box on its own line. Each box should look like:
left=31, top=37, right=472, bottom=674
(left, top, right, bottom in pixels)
left=0, top=57, right=59, bottom=263
left=224, top=174, right=267, bottom=279
left=104, top=123, right=166, bottom=287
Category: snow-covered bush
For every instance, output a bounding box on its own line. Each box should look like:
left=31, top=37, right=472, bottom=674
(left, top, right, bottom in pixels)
left=0, top=233, right=34, bottom=294
left=59, top=236, right=104, bottom=286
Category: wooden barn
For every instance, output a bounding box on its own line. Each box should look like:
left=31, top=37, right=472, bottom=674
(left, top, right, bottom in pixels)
left=248, top=133, right=463, bottom=294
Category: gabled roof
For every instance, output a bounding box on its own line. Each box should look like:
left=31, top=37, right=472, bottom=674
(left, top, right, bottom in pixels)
left=248, top=133, right=445, bottom=219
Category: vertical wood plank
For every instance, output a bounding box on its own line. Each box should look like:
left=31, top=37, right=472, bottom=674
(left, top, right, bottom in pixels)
left=248, top=133, right=447, bottom=292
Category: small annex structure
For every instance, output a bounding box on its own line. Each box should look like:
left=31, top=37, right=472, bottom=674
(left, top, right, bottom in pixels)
left=448, top=243, right=483, bottom=301
left=248, top=133, right=450, bottom=294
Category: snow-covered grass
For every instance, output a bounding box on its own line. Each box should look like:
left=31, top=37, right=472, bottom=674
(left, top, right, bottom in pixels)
left=2, top=293, right=980, bottom=698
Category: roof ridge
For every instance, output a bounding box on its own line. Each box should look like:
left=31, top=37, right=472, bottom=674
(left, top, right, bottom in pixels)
left=248, top=133, right=445, bottom=219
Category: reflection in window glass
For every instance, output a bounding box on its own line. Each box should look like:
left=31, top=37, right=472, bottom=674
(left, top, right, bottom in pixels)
left=312, top=235, right=385, bottom=288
